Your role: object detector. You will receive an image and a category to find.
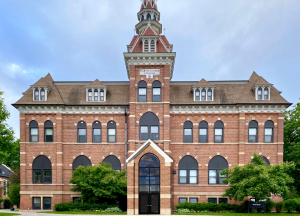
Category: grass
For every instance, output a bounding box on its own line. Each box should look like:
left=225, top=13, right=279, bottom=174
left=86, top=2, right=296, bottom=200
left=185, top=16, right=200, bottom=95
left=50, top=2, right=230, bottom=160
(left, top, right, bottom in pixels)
left=173, top=213, right=300, bottom=216
left=0, top=213, right=21, bottom=216
left=38, top=211, right=127, bottom=215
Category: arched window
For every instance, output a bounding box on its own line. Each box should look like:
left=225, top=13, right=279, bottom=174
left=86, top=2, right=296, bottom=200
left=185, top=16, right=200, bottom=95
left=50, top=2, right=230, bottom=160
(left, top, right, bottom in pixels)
left=264, top=120, right=274, bottom=143
left=144, top=40, right=149, bottom=52
left=107, top=121, right=116, bottom=143
left=77, top=121, right=87, bottom=143
left=44, top=121, right=53, bottom=142
left=88, top=89, right=92, bottom=101
left=214, top=121, right=224, bottom=143
left=264, top=87, right=269, bottom=100
left=72, top=155, right=91, bottom=171
left=208, top=156, right=228, bottom=184
left=199, top=121, right=208, bottom=143
left=150, top=40, right=155, bottom=52
left=207, top=88, right=212, bottom=101
left=140, top=112, right=159, bottom=140
left=103, top=155, right=121, bottom=172
left=141, top=14, right=144, bottom=21
left=251, top=156, right=270, bottom=166
left=147, top=13, right=151, bottom=20
left=257, top=87, right=262, bottom=100
left=195, top=89, right=200, bottom=101
left=94, top=89, right=98, bottom=101
left=201, top=89, right=206, bottom=101
left=32, top=155, right=52, bottom=184
left=40, top=88, right=45, bottom=101
left=152, top=81, right=161, bottom=102
left=138, top=81, right=147, bottom=102
left=153, top=15, right=156, bottom=21
left=92, top=121, right=101, bottom=143
left=100, top=89, right=104, bottom=101
left=183, top=121, right=193, bottom=143
left=248, top=121, right=258, bottom=143
left=34, top=88, right=39, bottom=101
left=30, top=120, right=39, bottom=142
left=178, top=156, right=198, bottom=184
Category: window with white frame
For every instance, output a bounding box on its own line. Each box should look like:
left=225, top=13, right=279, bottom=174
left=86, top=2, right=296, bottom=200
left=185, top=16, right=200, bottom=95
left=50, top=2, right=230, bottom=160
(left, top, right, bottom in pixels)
left=33, top=87, right=48, bottom=101
left=86, top=88, right=106, bottom=102
left=143, top=39, right=156, bottom=53
left=255, top=86, right=271, bottom=101
left=194, top=88, right=214, bottom=101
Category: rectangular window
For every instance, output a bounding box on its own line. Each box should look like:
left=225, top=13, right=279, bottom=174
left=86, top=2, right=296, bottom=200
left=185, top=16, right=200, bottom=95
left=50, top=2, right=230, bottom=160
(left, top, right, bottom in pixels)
left=219, top=171, right=226, bottom=184
left=31, top=128, right=38, bottom=142
left=179, top=170, right=187, bottom=184
left=73, top=197, right=80, bottom=203
left=151, top=126, right=159, bottom=140
left=189, top=170, right=197, bottom=184
left=202, top=91, right=206, bottom=101
left=45, top=128, right=53, bottom=142
left=264, top=89, right=268, bottom=100
left=249, top=128, right=257, bottom=143
left=88, top=91, right=92, bottom=101
left=139, top=88, right=147, bottom=102
left=208, top=198, right=217, bottom=204
left=265, top=128, right=273, bottom=143
left=190, top=198, right=198, bottom=204
left=34, top=90, right=39, bottom=101
left=199, top=128, right=207, bottom=143
left=94, top=91, right=98, bottom=101
left=34, top=170, right=42, bottom=183
left=219, top=198, right=228, bottom=204
left=93, top=129, right=101, bottom=143
left=195, top=91, right=200, bottom=101
left=78, top=129, right=86, bottom=143
left=184, top=129, right=192, bottom=143
left=140, top=126, right=148, bottom=140
left=214, top=129, right=223, bottom=143
left=209, top=170, right=217, bottom=184
left=153, top=88, right=161, bottom=102
left=43, top=197, right=51, bottom=210
left=100, top=91, right=104, bottom=101
left=208, top=91, right=212, bottom=101
left=44, top=170, right=52, bottom=183
left=108, top=129, right=116, bottom=143
left=179, top=198, right=187, bottom=204
left=40, top=91, right=45, bottom=101
left=33, top=197, right=41, bottom=210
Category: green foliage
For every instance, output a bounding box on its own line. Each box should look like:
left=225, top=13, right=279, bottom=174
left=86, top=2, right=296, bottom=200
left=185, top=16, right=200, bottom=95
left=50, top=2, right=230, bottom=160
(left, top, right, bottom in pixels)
left=7, top=184, right=20, bottom=206
left=175, top=202, right=245, bottom=213
left=265, top=200, right=275, bottom=213
left=105, top=207, right=122, bottom=213
left=4, top=139, right=20, bottom=170
left=54, top=202, right=118, bottom=211
left=3, top=198, right=11, bottom=209
left=69, top=162, right=127, bottom=204
left=275, top=201, right=284, bottom=213
left=284, top=102, right=300, bottom=197
left=283, top=199, right=300, bottom=213
left=221, top=153, right=295, bottom=201
left=9, top=168, right=20, bottom=185
left=176, top=209, right=190, bottom=213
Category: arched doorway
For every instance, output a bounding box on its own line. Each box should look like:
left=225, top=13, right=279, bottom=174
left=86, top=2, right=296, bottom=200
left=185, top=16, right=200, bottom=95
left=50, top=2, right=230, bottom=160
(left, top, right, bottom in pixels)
left=139, top=153, right=160, bottom=214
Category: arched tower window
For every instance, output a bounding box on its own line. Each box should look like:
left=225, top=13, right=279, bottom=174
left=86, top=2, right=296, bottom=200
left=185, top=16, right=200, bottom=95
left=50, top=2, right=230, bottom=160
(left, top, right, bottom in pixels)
left=34, top=88, right=39, bottom=101
left=32, top=155, right=52, bottom=184
left=72, top=155, right=91, bottom=171
left=94, top=89, right=98, bottom=101
left=103, top=155, right=121, bottom=172
left=141, top=14, right=144, bottom=21
left=183, top=121, right=193, bottom=143
left=44, top=120, right=53, bottom=142
left=40, top=88, right=45, bottom=101
left=264, top=120, right=274, bottom=143
left=264, top=87, right=269, bottom=100
left=152, top=81, right=161, bottom=102
left=144, top=40, right=149, bottom=52
left=257, top=87, right=262, bottom=100
left=214, top=121, right=224, bottom=143
left=195, top=89, right=200, bottom=101
left=77, top=121, right=87, bottom=143
left=201, top=89, right=206, bottom=101
left=153, top=15, right=156, bottom=21
left=178, top=156, right=198, bottom=184
left=248, top=121, right=258, bottom=143
left=147, top=13, right=151, bottom=20
left=138, top=81, right=147, bottom=102
left=30, top=120, right=39, bottom=142
left=208, top=156, right=228, bottom=184
left=207, top=88, right=212, bottom=101
left=150, top=40, right=155, bottom=52
left=88, top=89, right=92, bottom=101
left=107, top=121, right=116, bottom=143
left=140, top=112, right=159, bottom=140
left=92, top=121, right=101, bottom=143
left=199, top=121, right=208, bottom=143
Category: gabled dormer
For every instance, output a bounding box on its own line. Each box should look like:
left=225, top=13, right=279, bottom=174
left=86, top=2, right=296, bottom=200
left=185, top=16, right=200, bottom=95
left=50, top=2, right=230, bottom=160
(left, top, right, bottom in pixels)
left=193, top=79, right=215, bottom=102
left=31, top=77, right=51, bottom=101
left=85, top=79, right=107, bottom=102
left=252, top=76, right=272, bottom=101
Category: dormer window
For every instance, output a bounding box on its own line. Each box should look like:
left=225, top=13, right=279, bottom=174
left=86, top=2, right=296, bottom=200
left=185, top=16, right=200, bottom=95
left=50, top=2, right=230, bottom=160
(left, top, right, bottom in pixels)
left=100, top=89, right=104, bottom=101
left=142, top=39, right=157, bottom=53
left=195, top=89, right=200, bottom=101
left=264, top=87, right=269, bottom=100
left=255, top=86, right=271, bottom=101
left=201, top=89, right=206, bottom=101
left=86, top=87, right=107, bottom=102
left=33, top=87, right=49, bottom=101
left=208, top=89, right=212, bottom=101
left=258, top=87, right=262, bottom=100
left=193, top=87, right=215, bottom=101
left=40, top=88, right=45, bottom=101
left=88, top=89, right=92, bottom=101
left=34, top=89, right=39, bottom=101
left=94, top=89, right=98, bottom=101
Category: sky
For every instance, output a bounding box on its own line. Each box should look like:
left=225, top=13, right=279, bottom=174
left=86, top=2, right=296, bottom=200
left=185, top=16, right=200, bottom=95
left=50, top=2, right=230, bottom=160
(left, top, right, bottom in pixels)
left=0, top=0, right=300, bottom=139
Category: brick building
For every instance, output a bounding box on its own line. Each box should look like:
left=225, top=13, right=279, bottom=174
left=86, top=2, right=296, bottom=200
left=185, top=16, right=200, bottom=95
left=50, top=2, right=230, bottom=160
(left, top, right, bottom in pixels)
left=13, top=0, right=291, bottom=214
left=0, top=164, right=12, bottom=206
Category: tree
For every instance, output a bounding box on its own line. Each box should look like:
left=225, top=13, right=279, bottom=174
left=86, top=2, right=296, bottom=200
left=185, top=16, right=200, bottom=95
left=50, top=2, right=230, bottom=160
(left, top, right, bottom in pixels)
left=221, top=153, right=295, bottom=201
left=9, top=167, right=20, bottom=185
left=69, top=162, right=127, bottom=204
left=7, top=184, right=20, bottom=206
left=0, top=90, right=17, bottom=165
left=4, top=139, right=20, bottom=170
left=284, top=101, right=300, bottom=197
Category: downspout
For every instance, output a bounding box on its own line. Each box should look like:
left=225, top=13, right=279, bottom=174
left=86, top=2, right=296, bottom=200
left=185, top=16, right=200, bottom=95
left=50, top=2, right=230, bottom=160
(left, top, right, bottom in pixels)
left=125, top=106, right=128, bottom=170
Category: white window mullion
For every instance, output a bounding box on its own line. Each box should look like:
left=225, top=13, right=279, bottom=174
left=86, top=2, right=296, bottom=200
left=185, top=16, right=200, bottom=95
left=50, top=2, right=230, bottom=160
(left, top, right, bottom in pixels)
left=38, top=88, right=41, bottom=101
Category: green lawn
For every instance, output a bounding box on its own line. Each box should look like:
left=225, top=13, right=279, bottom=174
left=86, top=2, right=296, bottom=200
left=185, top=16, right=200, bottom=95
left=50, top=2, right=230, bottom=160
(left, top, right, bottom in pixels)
left=173, top=214, right=300, bottom=216
left=39, top=211, right=127, bottom=215
left=0, top=213, right=20, bottom=216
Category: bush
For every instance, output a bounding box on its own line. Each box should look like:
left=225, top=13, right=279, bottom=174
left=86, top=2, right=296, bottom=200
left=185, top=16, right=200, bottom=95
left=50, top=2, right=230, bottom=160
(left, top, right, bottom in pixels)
left=54, top=202, right=118, bottom=211
left=284, top=199, right=300, bottom=213
left=176, top=208, right=190, bottom=213
left=4, top=198, right=11, bottom=209
left=105, top=207, right=122, bottom=212
left=275, top=202, right=284, bottom=213
left=175, top=202, right=245, bottom=213
left=8, top=184, right=20, bottom=206
left=266, top=200, right=276, bottom=213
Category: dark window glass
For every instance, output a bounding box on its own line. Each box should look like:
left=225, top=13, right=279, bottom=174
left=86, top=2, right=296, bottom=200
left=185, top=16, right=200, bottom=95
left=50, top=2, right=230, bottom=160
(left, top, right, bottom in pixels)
left=44, top=120, right=53, bottom=142
left=88, top=89, right=92, bottom=101
left=138, top=81, right=147, bottom=102
left=100, top=89, right=104, bottom=101
left=139, top=112, right=159, bottom=140
left=264, top=120, right=274, bottom=143
left=32, top=156, right=52, bottom=184
left=72, top=155, right=92, bottom=171
left=34, top=88, right=39, bottom=101
left=195, top=89, right=200, bottom=101
left=190, top=198, right=198, bottom=204
left=179, top=198, right=187, bottom=204
left=33, top=197, right=41, bottom=210
left=139, top=154, right=160, bottom=168
left=248, top=121, right=258, bottom=143
left=153, top=15, right=156, bottom=21
left=258, top=87, right=262, bottom=100
left=30, top=120, right=39, bottom=142
left=43, top=197, right=51, bottom=210
left=207, top=88, right=212, bottom=101
left=141, top=15, right=144, bottom=21
left=199, top=121, right=208, bottom=143
left=77, top=121, right=87, bottom=143
left=103, top=155, right=121, bottom=172
left=201, top=89, right=206, bottom=101
left=147, top=13, right=151, bottom=19
left=44, top=170, right=51, bottom=183
left=214, top=121, right=224, bottom=143
left=264, top=87, right=269, bottom=100
left=208, top=198, right=217, bottom=204
left=40, top=88, right=45, bottom=101
left=178, top=156, right=198, bottom=184
left=73, top=197, right=80, bottom=203
left=94, top=89, right=98, bottom=101
left=107, top=121, right=116, bottom=143
left=208, top=156, right=228, bottom=185
left=33, top=170, right=42, bottom=184
left=183, top=121, right=193, bottom=143
left=219, top=198, right=228, bottom=204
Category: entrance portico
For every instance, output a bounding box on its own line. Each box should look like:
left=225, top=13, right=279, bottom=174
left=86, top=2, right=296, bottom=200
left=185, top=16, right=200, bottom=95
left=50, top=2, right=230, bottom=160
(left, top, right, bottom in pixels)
left=126, top=140, right=173, bottom=215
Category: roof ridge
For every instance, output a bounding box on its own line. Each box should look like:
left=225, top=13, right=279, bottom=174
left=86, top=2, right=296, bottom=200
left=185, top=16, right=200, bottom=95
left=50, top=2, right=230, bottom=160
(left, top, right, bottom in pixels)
left=45, top=74, right=65, bottom=104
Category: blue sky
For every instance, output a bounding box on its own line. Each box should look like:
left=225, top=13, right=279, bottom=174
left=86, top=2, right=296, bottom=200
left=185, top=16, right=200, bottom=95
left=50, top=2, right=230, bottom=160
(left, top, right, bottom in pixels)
left=0, top=0, right=300, bottom=139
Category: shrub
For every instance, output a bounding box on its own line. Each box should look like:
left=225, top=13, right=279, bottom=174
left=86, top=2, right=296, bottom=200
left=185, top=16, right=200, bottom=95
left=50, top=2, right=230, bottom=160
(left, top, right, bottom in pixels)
left=54, top=202, right=118, bottom=211
left=175, top=202, right=245, bottom=213
left=4, top=198, right=11, bottom=209
left=275, top=202, right=284, bottom=213
left=105, top=207, right=122, bottom=212
left=266, top=200, right=276, bottom=213
left=284, top=199, right=299, bottom=213
left=176, top=208, right=190, bottom=213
